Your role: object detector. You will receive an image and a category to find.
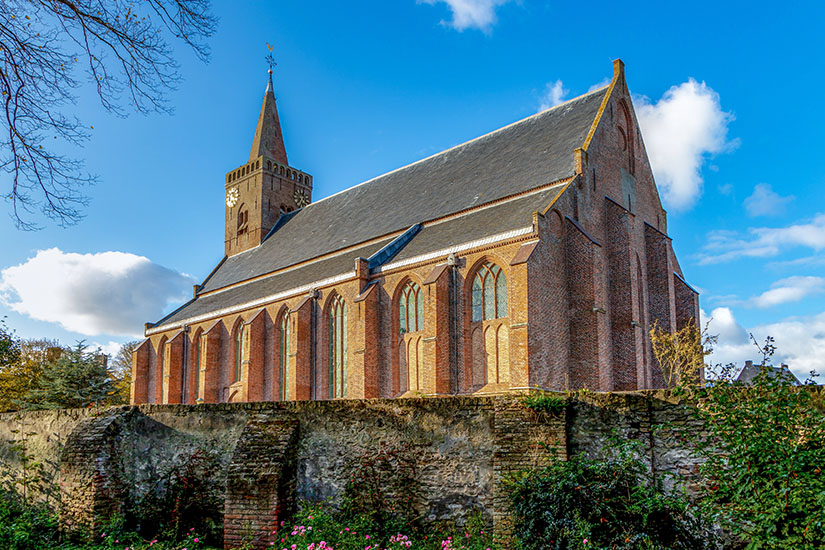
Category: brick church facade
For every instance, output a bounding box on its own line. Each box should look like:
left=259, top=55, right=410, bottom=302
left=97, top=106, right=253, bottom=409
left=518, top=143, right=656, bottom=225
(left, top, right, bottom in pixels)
left=131, top=60, right=699, bottom=405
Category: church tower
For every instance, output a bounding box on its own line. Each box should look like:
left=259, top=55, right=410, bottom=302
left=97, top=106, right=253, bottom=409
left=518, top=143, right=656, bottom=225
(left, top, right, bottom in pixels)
left=224, top=70, right=313, bottom=257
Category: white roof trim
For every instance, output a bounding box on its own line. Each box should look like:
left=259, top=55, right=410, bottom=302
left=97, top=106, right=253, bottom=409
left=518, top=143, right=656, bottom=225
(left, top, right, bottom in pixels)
left=374, top=226, right=534, bottom=273
left=147, top=271, right=355, bottom=335
left=147, top=225, right=536, bottom=335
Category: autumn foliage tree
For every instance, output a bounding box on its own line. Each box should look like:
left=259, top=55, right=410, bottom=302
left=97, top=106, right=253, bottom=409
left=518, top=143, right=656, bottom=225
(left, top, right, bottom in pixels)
left=0, top=318, right=22, bottom=411
left=649, top=320, right=708, bottom=387
left=109, top=339, right=140, bottom=404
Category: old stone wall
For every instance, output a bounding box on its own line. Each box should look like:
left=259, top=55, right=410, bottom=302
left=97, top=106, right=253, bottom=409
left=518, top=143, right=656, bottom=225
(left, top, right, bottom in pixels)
left=0, top=393, right=702, bottom=548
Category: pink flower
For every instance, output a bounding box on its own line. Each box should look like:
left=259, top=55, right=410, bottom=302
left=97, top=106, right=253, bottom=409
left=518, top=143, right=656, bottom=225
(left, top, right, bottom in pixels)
left=194, top=538, right=199, bottom=543
left=366, top=535, right=370, bottom=539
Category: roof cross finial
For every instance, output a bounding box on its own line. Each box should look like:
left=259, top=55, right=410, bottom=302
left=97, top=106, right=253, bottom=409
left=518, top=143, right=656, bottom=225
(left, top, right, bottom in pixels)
left=265, top=42, right=277, bottom=92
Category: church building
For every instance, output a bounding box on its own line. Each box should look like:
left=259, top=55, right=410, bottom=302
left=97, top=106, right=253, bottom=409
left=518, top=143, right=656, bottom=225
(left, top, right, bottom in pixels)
left=131, top=60, right=699, bottom=405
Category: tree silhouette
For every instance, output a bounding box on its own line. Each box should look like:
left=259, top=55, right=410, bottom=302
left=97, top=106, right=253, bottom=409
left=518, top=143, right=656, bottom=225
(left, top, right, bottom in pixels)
left=0, top=0, right=216, bottom=228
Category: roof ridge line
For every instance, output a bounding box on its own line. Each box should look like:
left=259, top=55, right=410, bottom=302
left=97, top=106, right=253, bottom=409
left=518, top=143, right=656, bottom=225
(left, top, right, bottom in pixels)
left=308, top=86, right=609, bottom=209
left=199, top=179, right=572, bottom=299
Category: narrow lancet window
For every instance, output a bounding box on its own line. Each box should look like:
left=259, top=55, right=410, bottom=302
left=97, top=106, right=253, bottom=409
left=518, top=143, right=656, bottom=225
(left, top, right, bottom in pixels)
left=280, top=312, right=290, bottom=401
left=328, top=296, right=347, bottom=399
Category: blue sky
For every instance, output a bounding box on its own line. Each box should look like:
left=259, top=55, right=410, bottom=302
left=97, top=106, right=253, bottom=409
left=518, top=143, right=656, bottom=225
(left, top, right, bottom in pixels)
left=1, top=0, right=824, bottom=377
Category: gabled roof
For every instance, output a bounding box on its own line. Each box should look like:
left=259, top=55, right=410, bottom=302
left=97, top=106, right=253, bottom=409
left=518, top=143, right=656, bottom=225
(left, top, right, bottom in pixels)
left=736, top=362, right=801, bottom=386
left=203, top=87, right=607, bottom=293
left=151, top=85, right=609, bottom=331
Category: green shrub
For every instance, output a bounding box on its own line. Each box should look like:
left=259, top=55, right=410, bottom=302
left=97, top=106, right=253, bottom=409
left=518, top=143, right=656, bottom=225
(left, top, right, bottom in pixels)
left=682, top=338, right=825, bottom=549
left=521, top=393, right=566, bottom=415
left=508, top=441, right=710, bottom=550
left=0, top=492, right=61, bottom=550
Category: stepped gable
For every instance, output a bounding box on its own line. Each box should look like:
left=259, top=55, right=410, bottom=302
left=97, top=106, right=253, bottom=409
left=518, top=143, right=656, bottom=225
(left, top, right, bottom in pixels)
left=201, top=86, right=607, bottom=293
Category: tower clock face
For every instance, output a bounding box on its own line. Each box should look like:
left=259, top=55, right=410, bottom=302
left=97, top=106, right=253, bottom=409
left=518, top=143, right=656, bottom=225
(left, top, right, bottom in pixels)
left=293, top=188, right=309, bottom=208
left=226, top=187, right=239, bottom=207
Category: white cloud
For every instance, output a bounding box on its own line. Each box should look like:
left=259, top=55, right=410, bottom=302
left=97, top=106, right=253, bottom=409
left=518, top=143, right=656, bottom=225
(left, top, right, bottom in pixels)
left=587, top=77, right=611, bottom=93
left=538, top=80, right=568, bottom=112
left=90, top=340, right=126, bottom=357
left=744, top=183, right=794, bottom=217
left=702, top=307, right=825, bottom=381
left=702, top=307, right=749, bottom=346
left=717, top=183, right=733, bottom=196
left=635, top=79, right=736, bottom=210
left=749, top=276, right=825, bottom=308
left=0, top=248, right=195, bottom=338
left=699, top=213, right=825, bottom=264
left=418, top=0, right=513, bottom=32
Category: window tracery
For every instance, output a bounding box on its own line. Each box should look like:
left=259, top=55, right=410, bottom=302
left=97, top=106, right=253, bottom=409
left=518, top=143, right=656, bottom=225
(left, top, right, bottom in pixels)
left=471, top=262, right=507, bottom=322
left=399, top=281, right=423, bottom=334
left=328, top=295, right=347, bottom=399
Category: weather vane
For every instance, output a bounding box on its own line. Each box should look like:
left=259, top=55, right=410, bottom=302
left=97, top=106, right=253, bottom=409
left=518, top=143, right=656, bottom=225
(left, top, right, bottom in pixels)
left=265, top=42, right=277, bottom=75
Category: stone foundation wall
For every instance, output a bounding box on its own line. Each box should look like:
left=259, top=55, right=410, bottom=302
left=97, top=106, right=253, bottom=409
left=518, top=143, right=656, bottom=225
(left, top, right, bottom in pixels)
left=0, top=393, right=702, bottom=548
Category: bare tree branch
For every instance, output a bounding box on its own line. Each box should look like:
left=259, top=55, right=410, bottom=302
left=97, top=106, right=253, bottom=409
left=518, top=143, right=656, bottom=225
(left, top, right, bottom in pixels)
left=0, top=0, right=216, bottom=229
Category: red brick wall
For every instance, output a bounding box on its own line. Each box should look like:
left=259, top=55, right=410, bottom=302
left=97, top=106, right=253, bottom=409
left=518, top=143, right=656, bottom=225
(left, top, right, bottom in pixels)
left=133, top=62, right=702, bottom=403
left=565, top=217, right=600, bottom=389
left=604, top=198, right=638, bottom=390
left=528, top=210, right=571, bottom=390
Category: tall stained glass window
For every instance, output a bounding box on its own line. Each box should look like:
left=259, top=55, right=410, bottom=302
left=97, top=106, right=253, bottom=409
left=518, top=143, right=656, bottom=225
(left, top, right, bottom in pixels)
left=471, top=262, right=507, bottom=322
left=279, top=312, right=290, bottom=401
left=328, top=296, right=348, bottom=399
left=399, top=281, right=424, bottom=334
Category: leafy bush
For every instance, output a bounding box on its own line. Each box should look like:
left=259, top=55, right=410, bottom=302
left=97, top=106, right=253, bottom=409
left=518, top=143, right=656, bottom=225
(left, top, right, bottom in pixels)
left=683, top=338, right=825, bottom=549
left=0, top=491, right=61, bottom=550
left=508, top=440, right=710, bottom=550
left=521, top=393, right=566, bottom=415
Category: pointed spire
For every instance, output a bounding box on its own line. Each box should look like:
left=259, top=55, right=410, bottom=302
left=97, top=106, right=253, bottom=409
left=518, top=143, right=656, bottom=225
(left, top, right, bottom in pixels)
left=249, top=69, right=288, bottom=164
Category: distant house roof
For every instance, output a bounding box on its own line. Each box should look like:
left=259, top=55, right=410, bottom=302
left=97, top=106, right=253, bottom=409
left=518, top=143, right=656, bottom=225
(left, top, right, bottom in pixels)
left=151, top=86, right=608, bottom=332
left=736, top=361, right=801, bottom=386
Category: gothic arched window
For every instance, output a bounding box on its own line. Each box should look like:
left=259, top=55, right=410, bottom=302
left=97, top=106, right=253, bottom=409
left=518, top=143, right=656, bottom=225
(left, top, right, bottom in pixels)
left=471, top=262, right=507, bottom=322
left=160, top=339, right=169, bottom=402
left=234, top=324, right=245, bottom=383
left=399, top=281, right=424, bottom=334
left=193, top=331, right=203, bottom=403
left=328, top=295, right=347, bottom=399
left=279, top=312, right=290, bottom=401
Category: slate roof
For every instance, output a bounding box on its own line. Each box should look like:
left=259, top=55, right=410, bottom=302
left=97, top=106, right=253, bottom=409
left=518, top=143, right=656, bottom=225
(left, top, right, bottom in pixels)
left=736, top=362, right=801, bottom=386
left=152, top=86, right=607, bottom=330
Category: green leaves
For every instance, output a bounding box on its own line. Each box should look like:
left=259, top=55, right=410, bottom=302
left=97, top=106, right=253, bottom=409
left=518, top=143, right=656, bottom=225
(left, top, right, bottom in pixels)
left=688, top=345, right=825, bottom=549
left=17, top=341, right=115, bottom=410
left=507, top=439, right=710, bottom=550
